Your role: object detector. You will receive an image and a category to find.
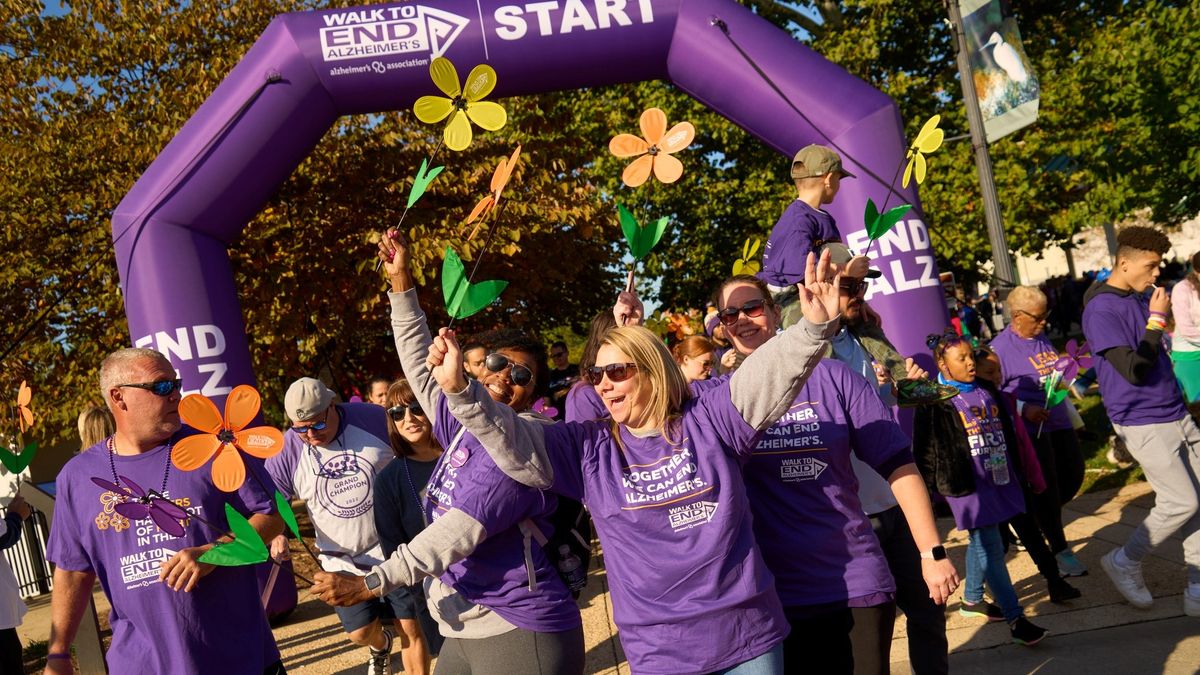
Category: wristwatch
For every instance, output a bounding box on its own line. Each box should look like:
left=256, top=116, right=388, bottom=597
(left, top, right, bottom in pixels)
left=364, top=571, right=384, bottom=597
left=920, top=545, right=947, bottom=561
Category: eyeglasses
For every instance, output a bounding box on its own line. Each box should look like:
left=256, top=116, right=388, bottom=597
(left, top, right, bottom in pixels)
left=116, top=379, right=183, bottom=397
left=838, top=277, right=869, bottom=296
left=292, top=407, right=330, bottom=435
left=387, top=401, right=424, bottom=420
left=550, top=350, right=568, bottom=359
left=582, top=363, right=639, bottom=386
left=718, top=298, right=767, bottom=326
left=1015, top=309, right=1049, bottom=323
left=484, top=353, right=534, bottom=387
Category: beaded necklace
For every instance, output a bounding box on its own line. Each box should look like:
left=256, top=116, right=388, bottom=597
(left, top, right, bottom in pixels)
left=106, top=435, right=172, bottom=495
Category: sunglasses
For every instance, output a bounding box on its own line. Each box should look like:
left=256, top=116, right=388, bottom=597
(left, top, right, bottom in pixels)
left=582, top=363, right=639, bottom=386
left=838, top=277, right=869, bottom=296
left=1015, top=309, right=1050, bottom=323
left=116, top=379, right=183, bottom=397
left=292, top=407, right=330, bottom=435
left=484, top=353, right=534, bottom=387
left=387, top=401, right=425, bottom=420
left=718, top=298, right=767, bottom=327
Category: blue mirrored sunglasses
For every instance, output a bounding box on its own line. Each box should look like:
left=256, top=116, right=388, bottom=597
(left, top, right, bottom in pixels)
left=116, top=379, right=182, bottom=397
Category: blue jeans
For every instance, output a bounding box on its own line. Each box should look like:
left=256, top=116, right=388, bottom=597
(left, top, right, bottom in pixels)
left=710, top=644, right=784, bottom=675
left=964, top=525, right=1022, bottom=622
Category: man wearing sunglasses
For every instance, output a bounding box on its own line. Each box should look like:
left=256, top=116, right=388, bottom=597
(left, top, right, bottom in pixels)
left=44, top=348, right=286, bottom=675
left=265, top=377, right=400, bottom=675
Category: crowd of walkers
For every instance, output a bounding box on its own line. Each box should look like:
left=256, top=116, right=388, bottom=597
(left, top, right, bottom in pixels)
left=23, top=143, right=1200, bottom=675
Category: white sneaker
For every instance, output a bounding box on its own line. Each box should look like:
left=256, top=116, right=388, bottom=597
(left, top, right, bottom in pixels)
left=367, top=627, right=393, bottom=675
left=1186, top=587, right=1200, bottom=617
left=1101, top=549, right=1153, bottom=609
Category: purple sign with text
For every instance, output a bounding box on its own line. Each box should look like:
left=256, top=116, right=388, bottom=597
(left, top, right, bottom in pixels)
left=112, top=0, right=947, bottom=403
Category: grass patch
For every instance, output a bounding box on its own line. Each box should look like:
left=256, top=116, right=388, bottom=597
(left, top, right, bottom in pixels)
left=23, top=638, right=48, bottom=660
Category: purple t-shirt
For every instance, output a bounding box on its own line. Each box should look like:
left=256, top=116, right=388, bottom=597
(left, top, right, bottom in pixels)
left=942, top=388, right=1026, bottom=530
left=564, top=382, right=607, bottom=423
left=744, top=361, right=911, bottom=607
left=990, top=327, right=1073, bottom=433
left=426, top=394, right=580, bottom=633
left=540, top=383, right=787, bottom=675
left=759, top=199, right=841, bottom=287
left=1082, top=288, right=1188, bottom=426
left=45, top=439, right=279, bottom=674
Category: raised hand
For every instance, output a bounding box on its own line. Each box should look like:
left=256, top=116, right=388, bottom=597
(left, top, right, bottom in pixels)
left=797, top=249, right=841, bottom=325
left=1149, top=285, right=1170, bottom=315
left=904, top=357, right=928, bottom=381
left=428, top=327, right=469, bottom=394
left=613, top=269, right=644, bottom=327
left=377, top=228, right=413, bottom=292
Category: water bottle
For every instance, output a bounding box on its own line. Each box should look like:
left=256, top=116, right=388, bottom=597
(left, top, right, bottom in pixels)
left=557, top=545, right=587, bottom=593
left=989, top=447, right=1011, bottom=486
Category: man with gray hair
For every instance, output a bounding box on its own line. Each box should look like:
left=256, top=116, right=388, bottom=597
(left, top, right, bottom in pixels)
left=265, top=377, right=399, bottom=675
left=44, top=348, right=285, bottom=674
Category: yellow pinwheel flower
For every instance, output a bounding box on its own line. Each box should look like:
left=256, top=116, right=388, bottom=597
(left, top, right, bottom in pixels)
left=732, top=238, right=762, bottom=276
left=414, top=58, right=507, bottom=152
left=902, top=115, right=945, bottom=189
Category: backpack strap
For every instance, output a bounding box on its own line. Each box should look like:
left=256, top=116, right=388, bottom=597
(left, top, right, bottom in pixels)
left=517, top=519, right=550, bottom=591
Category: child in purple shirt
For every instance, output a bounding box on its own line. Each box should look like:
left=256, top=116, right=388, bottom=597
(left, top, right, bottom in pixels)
left=914, top=336, right=1049, bottom=646
left=759, top=145, right=867, bottom=327
left=1082, top=225, right=1200, bottom=616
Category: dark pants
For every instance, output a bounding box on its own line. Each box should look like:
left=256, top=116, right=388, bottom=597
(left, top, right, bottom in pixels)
left=1008, top=489, right=1062, bottom=583
left=1031, top=428, right=1085, bottom=553
left=784, top=602, right=896, bottom=675
left=0, top=628, right=22, bottom=675
left=870, top=506, right=949, bottom=675
left=434, top=626, right=585, bottom=675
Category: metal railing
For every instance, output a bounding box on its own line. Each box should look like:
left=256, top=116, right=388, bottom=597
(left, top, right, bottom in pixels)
left=1, top=506, right=53, bottom=598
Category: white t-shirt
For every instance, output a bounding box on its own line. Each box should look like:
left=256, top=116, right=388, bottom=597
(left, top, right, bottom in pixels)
left=266, top=403, right=395, bottom=574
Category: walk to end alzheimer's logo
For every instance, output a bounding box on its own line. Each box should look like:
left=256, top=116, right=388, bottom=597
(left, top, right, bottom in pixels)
left=320, top=5, right=469, bottom=75
left=668, top=500, right=719, bottom=532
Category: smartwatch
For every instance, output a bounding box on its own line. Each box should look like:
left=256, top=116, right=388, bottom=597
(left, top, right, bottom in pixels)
left=364, top=571, right=384, bottom=597
left=920, top=545, right=947, bottom=561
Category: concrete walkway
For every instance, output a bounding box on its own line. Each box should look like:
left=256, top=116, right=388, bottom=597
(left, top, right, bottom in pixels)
left=16, top=482, right=1200, bottom=673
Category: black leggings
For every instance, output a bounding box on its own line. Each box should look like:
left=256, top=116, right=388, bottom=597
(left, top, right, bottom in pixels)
left=1031, top=428, right=1085, bottom=553
left=0, top=628, right=21, bottom=675
left=434, top=626, right=585, bottom=675
left=784, top=602, right=896, bottom=675
left=1008, top=489, right=1062, bottom=583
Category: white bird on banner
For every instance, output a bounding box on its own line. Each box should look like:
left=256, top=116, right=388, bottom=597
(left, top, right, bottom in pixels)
left=982, top=31, right=1028, bottom=83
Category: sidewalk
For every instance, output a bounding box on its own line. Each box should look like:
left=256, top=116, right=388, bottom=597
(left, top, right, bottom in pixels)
left=17, top=482, right=1200, bottom=673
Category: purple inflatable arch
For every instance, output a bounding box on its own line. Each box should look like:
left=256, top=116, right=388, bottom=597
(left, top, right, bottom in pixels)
left=113, top=0, right=947, bottom=399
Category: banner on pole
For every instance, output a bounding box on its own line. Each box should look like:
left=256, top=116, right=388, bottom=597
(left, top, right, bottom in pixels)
left=959, top=0, right=1040, bottom=143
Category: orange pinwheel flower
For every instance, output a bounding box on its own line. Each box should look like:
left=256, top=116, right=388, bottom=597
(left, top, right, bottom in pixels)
left=174, top=385, right=284, bottom=493
left=463, top=145, right=522, bottom=241
left=15, top=381, right=33, bottom=433
left=609, top=108, right=695, bottom=188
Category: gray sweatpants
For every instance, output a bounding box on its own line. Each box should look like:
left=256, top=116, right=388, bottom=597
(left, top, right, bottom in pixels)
left=1113, top=416, right=1200, bottom=585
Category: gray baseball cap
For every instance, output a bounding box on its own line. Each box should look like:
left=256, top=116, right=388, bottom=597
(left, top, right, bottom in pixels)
left=818, top=242, right=881, bottom=278
left=284, top=377, right=334, bottom=422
